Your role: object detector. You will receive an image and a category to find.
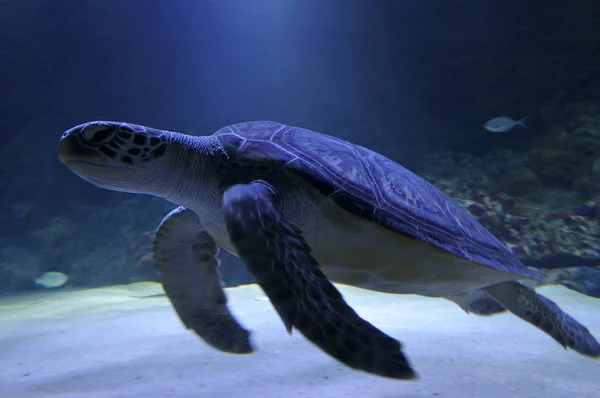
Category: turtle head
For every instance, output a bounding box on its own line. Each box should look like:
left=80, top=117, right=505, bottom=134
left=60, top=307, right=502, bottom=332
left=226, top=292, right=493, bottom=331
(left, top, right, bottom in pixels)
left=58, top=121, right=174, bottom=194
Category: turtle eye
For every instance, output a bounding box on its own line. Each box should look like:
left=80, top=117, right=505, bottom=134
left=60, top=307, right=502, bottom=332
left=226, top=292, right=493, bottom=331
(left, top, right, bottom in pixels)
left=80, top=124, right=117, bottom=146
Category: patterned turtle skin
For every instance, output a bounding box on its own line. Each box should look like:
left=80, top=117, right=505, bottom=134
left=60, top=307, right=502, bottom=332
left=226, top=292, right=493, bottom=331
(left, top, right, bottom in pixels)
left=58, top=120, right=600, bottom=381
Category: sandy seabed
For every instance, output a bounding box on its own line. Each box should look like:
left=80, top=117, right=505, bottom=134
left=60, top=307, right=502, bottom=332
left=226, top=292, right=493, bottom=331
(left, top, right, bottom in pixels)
left=1, top=282, right=599, bottom=398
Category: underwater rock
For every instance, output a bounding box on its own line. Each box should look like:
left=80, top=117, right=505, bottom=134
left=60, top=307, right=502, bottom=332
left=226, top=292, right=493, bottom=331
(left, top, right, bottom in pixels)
left=572, top=199, right=600, bottom=220
left=456, top=190, right=600, bottom=267
left=525, top=101, right=600, bottom=198
left=592, top=157, right=600, bottom=175
left=528, top=148, right=576, bottom=170
left=421, top=100, right=600, bottom=209
left=494, top=166, right=542, bottom=199
left=20, top=197, right=173, bottom=291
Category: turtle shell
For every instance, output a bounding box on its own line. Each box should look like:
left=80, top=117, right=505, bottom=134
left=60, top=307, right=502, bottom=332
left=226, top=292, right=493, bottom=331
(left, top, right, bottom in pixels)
left=214, top=121, right=537, bottom=278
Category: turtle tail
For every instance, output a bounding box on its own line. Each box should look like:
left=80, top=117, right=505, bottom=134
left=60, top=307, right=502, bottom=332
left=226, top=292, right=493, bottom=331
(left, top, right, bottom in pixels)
left=540, top=266, right=600, bottom=299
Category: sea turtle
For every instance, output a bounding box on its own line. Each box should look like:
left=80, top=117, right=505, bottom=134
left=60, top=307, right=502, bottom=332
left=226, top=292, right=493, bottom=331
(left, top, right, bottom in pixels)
left=57, top=120, right=600, bottom=379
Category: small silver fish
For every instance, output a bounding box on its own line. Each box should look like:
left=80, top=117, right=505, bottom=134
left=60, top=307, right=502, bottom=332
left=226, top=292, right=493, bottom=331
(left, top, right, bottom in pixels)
left=484, top=116, right=527, bottom=133
left=34, top=271, right=69, bottom=289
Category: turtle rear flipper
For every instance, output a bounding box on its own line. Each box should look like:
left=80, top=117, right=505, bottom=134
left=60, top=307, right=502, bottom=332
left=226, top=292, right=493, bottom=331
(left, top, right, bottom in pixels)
left=542, top=266, right=600, bottom=299
left=484, top=281, right=600, bottom=357
left=222, top=181, right=417, bottom=380
left=154, top=206, right=253, bottom=354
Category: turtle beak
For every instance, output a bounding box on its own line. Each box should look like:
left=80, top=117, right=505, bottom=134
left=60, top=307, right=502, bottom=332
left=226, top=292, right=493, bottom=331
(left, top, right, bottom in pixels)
left=58, top=132, right=104, bottom=165
left=58, top=131, right=124, bottom=190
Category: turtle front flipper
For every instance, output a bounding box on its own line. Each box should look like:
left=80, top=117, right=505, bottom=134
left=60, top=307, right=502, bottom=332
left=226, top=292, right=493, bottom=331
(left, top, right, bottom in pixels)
left=484, top=281, right=600, bottom=357
left=154, top=206, right=253, bottom=354
left=222, top=181, right=416, bottom=380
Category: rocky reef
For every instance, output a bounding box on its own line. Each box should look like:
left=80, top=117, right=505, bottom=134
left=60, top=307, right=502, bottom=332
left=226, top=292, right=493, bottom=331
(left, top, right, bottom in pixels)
left=0, top=196, right=252, bottom=294
left=421, top=100, right=600, bottom=209
left=415, top=100, right=600, bottom=268
left=455, top=190, right=600, bottom=266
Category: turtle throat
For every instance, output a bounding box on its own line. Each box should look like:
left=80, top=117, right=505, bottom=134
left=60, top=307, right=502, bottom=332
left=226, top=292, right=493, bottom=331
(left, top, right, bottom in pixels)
left=158, top=133, right=222, bottom=209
